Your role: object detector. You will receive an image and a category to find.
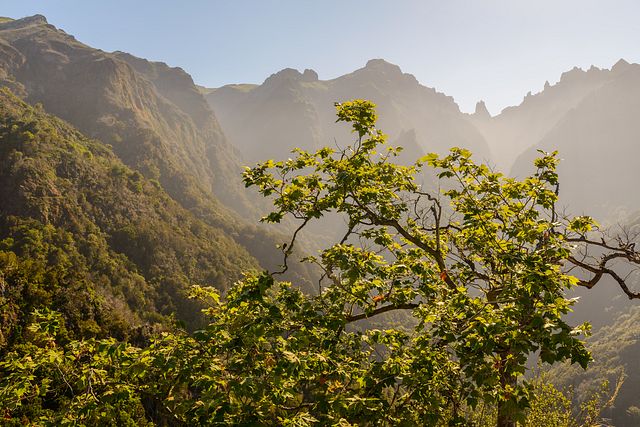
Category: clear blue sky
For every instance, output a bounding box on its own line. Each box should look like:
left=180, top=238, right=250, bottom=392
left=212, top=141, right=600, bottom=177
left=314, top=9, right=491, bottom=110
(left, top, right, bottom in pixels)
left=3, top=0, right=640, bottom=114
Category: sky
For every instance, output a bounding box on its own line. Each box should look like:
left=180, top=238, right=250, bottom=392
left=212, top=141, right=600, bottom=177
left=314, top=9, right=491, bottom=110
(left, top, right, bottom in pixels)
left=3, top=0, right=640, bottom=115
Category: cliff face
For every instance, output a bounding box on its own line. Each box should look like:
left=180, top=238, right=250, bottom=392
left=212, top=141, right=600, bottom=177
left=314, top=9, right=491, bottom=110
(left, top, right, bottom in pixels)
left=204, top=59, right=492, bottom=167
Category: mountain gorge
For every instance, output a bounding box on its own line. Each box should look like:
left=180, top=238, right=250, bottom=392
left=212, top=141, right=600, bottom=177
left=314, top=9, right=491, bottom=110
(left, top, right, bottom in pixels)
left=0, top=15, right=317, bottom=343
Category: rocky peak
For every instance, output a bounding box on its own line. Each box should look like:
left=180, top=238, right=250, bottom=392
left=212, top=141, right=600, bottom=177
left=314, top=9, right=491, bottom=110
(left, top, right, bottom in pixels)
left=302, top=68, right=318, bottom=82
left=0, top=14, right=48, bottom=29
left=262, top=68, right=306, bottom=86
left=473, top=100, right=491, bottom=119
left=355, top=58, right=421, bottom=88
left=559, top=66, right=585, bottom=82
left=364, top=58, right=403, bottom=75
left=612, top=58, right=630, bottom=73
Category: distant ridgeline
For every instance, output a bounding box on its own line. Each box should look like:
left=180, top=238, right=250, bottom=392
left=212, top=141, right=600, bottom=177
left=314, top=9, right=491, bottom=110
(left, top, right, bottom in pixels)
left=204, top=56, right=640, bottom=222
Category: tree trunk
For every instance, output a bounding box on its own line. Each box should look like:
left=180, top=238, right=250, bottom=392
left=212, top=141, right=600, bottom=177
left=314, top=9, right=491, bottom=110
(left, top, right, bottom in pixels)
left=497, top=402, right=516, bottom=427
left=496, top=353, right=517, bottom=427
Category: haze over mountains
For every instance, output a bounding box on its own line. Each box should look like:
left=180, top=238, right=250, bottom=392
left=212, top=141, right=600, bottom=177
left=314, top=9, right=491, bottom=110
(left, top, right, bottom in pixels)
left=204, top=59, right=491, bottom=166
left=508, top=60, right=640, bottom=219
left=202, top=54, right=640, bottom=423
left=1, top=13, right=640, bottom=425
left=204, top=56, right=640, bottom=222
left=2, top=14, right=639, bottom=321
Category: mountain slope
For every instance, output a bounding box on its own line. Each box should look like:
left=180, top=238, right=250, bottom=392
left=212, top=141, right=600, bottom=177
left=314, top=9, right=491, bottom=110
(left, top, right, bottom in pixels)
left=0, top=88, right=261, bottom=348
left=471, top=59, right=634, bottom=172
left=510, top=60, right=640, bottom=220
left=204, top=59, right=491, bottom=166
left=0, top=15, right=316, bottom=288
left=0, top=14, right=247, bottom=215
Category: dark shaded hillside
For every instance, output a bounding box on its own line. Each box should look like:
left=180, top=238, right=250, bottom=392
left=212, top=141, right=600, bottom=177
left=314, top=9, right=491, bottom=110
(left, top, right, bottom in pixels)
left=0, top=88, right=259, bottom=347
left=0, top=14, right=248, bottom=214
left=204, top=59, right=491, bottom=166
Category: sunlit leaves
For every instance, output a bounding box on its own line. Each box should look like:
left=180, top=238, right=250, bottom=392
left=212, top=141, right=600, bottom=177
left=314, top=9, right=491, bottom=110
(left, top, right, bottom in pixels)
left=1, top=99, right=601, bottom=425
left=242, top=100, right=593, bottom=424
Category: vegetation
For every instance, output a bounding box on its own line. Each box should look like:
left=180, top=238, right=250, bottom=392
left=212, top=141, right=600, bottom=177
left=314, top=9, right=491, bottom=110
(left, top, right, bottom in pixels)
left=547, top=305, right=640, bottom=426
left=0, top=88, right=261, bottom=344
left=1, top=99, right=639, bottom=425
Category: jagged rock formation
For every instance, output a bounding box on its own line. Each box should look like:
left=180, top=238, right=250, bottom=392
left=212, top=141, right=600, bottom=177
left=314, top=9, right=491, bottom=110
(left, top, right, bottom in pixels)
left=509, top=60, right=640, bottom=220
left=203, top=58, right=492, bottom=166
left=470, top=59, right=636, bottom=174
left=473, top=100, right=491, bottom=120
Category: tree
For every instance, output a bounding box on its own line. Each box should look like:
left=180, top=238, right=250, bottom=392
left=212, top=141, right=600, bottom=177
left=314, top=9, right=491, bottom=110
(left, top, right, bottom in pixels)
left=242, top=100, right=640, bottom=426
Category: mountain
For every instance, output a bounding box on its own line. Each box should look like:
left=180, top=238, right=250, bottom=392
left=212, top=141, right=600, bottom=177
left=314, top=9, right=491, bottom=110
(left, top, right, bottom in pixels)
left=203, top=59, right=491, bottom=167
left=0, top=88, right=260, bottom=347
left=469, top=60, right=633, bottom=173
left=0, top=15, right=316, bottom=292
left=465, top=58, right=640, bottom=221
left=508, top=60, right=640, bottom=220
left=0, top=15, right=248, bottom=214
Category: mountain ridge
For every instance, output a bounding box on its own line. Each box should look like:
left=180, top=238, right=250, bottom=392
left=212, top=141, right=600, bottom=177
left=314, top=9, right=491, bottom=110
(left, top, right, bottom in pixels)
left=0, top=87, right=258, bottom=345
left=203, top=58, right=492, bottom=169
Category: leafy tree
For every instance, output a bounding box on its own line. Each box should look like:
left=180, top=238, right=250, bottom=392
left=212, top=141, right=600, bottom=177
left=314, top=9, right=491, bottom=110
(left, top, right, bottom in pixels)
left=241, top=100, right=640, bottom=426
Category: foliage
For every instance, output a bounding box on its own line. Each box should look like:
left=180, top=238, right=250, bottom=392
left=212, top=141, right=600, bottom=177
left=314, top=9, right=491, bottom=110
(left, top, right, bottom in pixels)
left=0, top=279, right=619, bottom=426
left=243, top=100, right=596, bottom=424
left=2, top=99, right=638, bottom=425
left=546, top=305, right=640, bottom=427
left=0, top=88, right=260, bottom=347
left=467, top=374, right=622, bottom=427
left=0, top=310, right=150, bottom=426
